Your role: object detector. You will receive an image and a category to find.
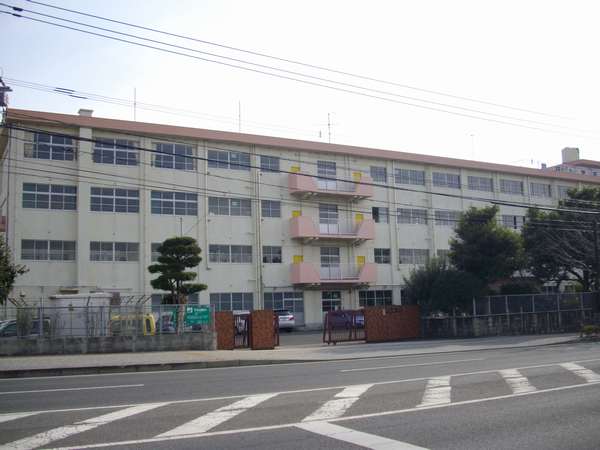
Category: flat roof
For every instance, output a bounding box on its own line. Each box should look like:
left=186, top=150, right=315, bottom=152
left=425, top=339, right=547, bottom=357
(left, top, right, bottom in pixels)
left=6, top=108, right=600, bottom=184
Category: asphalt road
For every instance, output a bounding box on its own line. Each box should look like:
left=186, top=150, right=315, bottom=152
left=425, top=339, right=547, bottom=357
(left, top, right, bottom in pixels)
left=1, top=341, right=599, bottom=449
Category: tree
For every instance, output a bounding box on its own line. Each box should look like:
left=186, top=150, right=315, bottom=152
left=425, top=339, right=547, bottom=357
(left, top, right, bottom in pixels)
left=0, top=240, right=28, bottom=305
left=522, top=187, right=600, bottom=291
left=449, top=205, right=524, bottom=286
left=403, top=258, right=484, bottom=315
left=148, top=237, right=207, bottom=333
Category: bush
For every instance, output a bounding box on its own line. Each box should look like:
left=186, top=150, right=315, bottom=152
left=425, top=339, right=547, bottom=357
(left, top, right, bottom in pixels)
left=581, top=324, right=600, bottom=337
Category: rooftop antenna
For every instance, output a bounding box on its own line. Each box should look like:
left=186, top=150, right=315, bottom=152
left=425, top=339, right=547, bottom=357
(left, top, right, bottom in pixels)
left=133, top=87, right=137, bottom=121
left=238, top=100, right=241, bottom=132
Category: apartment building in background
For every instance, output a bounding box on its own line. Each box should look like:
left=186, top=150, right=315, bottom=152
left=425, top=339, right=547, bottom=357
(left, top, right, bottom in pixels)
left=1, top=108, right=599, bottom=328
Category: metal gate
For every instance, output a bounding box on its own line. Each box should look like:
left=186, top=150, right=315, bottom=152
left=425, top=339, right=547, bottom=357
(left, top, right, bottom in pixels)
left=234, top=313, right=251, bottom=348
left=323, top=309, right=365, bottom=345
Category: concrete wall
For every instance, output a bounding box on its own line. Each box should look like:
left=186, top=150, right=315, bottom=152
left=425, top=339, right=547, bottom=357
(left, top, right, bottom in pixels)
left=0, top=331, right=216, bottom=356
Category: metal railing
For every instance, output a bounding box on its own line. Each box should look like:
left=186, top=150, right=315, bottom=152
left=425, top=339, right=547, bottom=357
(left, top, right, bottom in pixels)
left=323, top=309, right=365, bottom=344
left=318, top=221, right=358, bottom=235
left=317, top=178, right=356, bottom=192
left=319, top=264, right=361, bottom=280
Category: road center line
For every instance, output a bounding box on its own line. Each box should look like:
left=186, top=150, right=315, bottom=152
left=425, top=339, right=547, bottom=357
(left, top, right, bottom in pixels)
left=340, top=358, right=484, bottom=372
left=499, top=369, right=536, bottom=394
left=0, top=384, right=144, bottom=395
left=3, top=403, right=166, bottom=450
left=560, top=362, right=600, bottom=382
left=302, top=384, right=372, bottom=422
left=45, top=381, right=600, bottom=450
left=296, top=422, right=429, bottom=450
left=157, top=393, right=278, bottom=437
left=417, top=376, right=451, bottom=407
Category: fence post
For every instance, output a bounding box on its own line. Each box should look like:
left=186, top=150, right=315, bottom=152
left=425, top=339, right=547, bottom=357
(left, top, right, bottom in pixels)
left=556, top=295, right=562, bottom=330
left=37, top=306, right=42, bottom=337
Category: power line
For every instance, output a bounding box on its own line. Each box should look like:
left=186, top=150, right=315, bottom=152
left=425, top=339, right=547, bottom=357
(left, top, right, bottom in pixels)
left=24, top=0, right=572, bottom=120
left=4, top=122, right=600, bottom=217
left=3, top=8, right=600, bottom=140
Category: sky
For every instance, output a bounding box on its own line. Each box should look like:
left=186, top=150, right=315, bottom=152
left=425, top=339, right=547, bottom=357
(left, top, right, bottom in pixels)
left=1, top=0, right=599, bottom=167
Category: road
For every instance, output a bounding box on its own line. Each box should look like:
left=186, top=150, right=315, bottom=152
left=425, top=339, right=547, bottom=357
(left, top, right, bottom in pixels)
left=1, top=341, right=599, bottom=449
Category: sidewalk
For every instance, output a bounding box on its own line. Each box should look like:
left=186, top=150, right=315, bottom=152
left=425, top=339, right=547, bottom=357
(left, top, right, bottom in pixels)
left=0, top=334, right=580, bottom=378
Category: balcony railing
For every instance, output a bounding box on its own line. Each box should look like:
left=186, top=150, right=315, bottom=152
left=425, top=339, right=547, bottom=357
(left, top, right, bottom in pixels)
left=289, top=216, right=375, bottom=243
left=288, top=172, right=374, bottom=199
left=290, top=262, right=376, bottom=287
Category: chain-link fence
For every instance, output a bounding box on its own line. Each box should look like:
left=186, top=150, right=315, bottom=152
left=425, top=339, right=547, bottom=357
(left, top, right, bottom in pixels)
left=423, top=292, right=597, bottom=338
left=0, top=303, right=213, bottom=339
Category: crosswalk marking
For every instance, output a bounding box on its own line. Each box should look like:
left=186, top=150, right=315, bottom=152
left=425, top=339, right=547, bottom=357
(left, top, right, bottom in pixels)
left=302, top=384, right=373, bottom=422
left=417, top=376, right=451, bottom=407
left=297, top=422, right=429, bottom=449
left=560, top=362, right=600, bottom=383
left=2, top=403, right=166, bottom=450
left=157, top=393, right=278, bottom=437
left=499, top=369, right=537, bottom=394
left=0, top=412, right=39, bottom=424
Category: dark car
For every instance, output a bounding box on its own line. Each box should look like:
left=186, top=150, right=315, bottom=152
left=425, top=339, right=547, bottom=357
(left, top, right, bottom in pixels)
left=0, top=319, right=51, bottom=337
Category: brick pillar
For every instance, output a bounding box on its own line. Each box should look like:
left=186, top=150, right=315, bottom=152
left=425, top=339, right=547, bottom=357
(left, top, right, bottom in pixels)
left=250, top=310, right=275, bottom=350
left=215, top=311, right=234, bottom=350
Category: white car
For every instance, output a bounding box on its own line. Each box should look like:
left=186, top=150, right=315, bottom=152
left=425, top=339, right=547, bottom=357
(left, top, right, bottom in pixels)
left=275, top=309, right=295, bottom=331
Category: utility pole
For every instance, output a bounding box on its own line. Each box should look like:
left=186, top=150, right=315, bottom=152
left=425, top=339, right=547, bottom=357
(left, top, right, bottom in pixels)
left=180, top=217, right=183, bottom=237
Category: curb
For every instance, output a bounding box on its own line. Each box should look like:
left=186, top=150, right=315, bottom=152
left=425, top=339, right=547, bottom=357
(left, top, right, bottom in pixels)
left=0, top=337, right=583, bottom=379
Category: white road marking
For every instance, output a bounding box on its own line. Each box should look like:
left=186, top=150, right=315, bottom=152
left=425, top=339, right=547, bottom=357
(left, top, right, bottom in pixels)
left=0, top=384, right=144, bottom=395
left=7, top=358, right=600, bottom=417
left=46, top=380, right=600, bottom=450
left=499, top=369, right=537, bottom=394
left=2, top=403, right=166, bottom=450
left=0, top=412, right=39, bottom=424
left=341, top=358, right=485, bottom=372
left=560, top=362, right=600, bottom=383
left=296, top=421, right=429, bottom=449
left=418, top=376, right=451, bottom=407
left=157, top=393, right=278, bottom=437
left=302, top=384, right=372, bottom=422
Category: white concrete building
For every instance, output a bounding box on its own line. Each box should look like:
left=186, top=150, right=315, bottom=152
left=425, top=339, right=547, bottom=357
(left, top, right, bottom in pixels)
left=1, top=108, right=599, bottom=328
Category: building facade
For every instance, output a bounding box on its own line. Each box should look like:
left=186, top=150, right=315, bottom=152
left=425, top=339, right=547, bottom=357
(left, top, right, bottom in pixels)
left=2, top=108, right=599, bottom=328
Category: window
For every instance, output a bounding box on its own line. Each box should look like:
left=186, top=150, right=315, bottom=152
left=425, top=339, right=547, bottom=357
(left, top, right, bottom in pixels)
left=207, top=149, right=250, bottom=171
left=262, top=246, right=282, bottom=263
left=468, top=176, right=494, bottom=192
left=208, top=197, right=251, bottom=216
left=261, top=200, right=281, bottom=218
left=209, top=245, right=252, bottom=263
left=434, top=210, right=461, bottom=226
left=370, top=166, right=387, bottom=183
left=93, top=138, right=138, bottom=165
left=557, top=185, right=572, bottom=200
left=90, top=187, right=139, bottom=213
left=395, top=168, right=425, bottom=186
left=317, top=160, right=337, bottom=178
left=530, top=182, right=552, bottom=198
left=21, top=240, right=75, bottom=261
left=437, top=249, right=450, bottom=261
left=210, top=292, right=253, bottom=311
left=372, top=207, right=389, bottom=224
left=374, top=248, right=391, bottom=264
left=399, top=248, right=429, bottom=265
left=90, top=242, right=138, bottom=261
left=322, top=291, right=342, bottom=312
left=22, top=183, right=76, bottom=210
left=433, top=172, right=460, bottom=189
left=153, top=143, right=194, bottom=170
left=359, top=290, right=392, bottom=307
left=264, top=292, right=304, bottom=313
left=151, top=191, right=197, bottom=215
left=397, top=208, right=428, bottom=224
left=260, top=155, right=280, bottom=172
left=501, top=215, right=525, bottom=230
left=500, top=179, right=524, bottom=195
left=24, top=132, right=75, bottom=161
left=151, top=243, right=161, bottom=262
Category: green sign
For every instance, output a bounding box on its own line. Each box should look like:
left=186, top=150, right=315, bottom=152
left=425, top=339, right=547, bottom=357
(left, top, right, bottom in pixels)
left=184, top=305, right=211, bottom=326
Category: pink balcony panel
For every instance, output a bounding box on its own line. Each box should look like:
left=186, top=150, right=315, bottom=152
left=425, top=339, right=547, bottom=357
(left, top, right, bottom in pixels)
left=288, top=173, right=374, bottom=198
left=290, top=262, right=377, bottom=287
left=289, top=216, right=375, bottom=242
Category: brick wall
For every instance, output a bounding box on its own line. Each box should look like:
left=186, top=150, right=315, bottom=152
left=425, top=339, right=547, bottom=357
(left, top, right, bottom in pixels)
left=365, top=305, right=420, bottom=343
left=215, top=311, right=234, bottom=350
left=250, top=310, right=275, bottom=350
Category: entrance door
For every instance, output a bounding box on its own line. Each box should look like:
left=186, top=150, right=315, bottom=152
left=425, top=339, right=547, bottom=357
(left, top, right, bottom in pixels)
left=320, top=247, right=341, bottom=279
left=317, top=160, right=337, bottom=190
left=319, top=203, right=339, bottom=234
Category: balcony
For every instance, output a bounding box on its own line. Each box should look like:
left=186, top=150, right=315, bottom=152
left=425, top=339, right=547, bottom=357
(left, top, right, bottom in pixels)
left=290, top=262, right=377, bottom=288
left=288, top=172, right=374, bottom=199
left=289, top=216, right=375, bottom=244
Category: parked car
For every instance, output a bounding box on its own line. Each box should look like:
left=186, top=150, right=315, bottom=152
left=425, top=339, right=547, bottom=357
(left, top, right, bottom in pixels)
left=275, top=309, right=295, bottom=331
left=0, top=319, right=51, bottom=338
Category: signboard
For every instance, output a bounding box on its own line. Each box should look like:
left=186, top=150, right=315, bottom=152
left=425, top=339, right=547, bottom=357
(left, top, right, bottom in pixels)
left=185, top=305, right=211, bottom=326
